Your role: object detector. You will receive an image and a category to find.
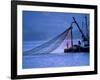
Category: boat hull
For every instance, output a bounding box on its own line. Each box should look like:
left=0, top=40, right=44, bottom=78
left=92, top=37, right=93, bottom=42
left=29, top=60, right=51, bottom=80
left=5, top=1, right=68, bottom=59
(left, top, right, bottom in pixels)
left=64, top=46, right=89, bottom=53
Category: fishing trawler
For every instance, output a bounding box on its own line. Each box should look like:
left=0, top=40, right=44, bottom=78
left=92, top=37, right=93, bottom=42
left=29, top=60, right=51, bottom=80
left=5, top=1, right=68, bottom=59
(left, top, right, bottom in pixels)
left=64, top=17, right=89, bottom=53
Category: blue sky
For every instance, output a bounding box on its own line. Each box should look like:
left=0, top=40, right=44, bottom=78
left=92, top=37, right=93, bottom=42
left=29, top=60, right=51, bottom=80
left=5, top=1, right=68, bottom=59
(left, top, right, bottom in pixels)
left=23, top=11, right=89, bottom=41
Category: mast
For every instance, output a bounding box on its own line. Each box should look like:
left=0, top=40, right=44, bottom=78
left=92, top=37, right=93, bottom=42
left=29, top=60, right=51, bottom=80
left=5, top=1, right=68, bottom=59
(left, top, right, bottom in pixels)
left=85, top=16, right=89, bottom=39
left=70, top=23, right=73, bottom=48
left=85, top=16, right=89, bottom=46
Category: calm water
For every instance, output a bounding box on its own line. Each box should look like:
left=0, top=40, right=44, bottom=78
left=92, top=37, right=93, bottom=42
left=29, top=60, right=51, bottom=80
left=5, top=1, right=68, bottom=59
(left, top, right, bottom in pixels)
left=23, top=53, right=89, bottom=69
left=23, top=41, right=89, bottom=69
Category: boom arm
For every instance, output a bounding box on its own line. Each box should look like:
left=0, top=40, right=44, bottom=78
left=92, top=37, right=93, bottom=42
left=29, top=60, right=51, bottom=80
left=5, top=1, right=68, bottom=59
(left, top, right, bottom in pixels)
left=72, top=17, right=88, bottom=41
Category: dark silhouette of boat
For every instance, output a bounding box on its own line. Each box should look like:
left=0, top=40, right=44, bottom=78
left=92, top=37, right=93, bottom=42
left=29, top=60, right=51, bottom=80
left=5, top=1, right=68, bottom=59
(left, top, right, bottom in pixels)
left=64, top=45, right=89, bottom=52
left=64, top=17, right=89, bottom=53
